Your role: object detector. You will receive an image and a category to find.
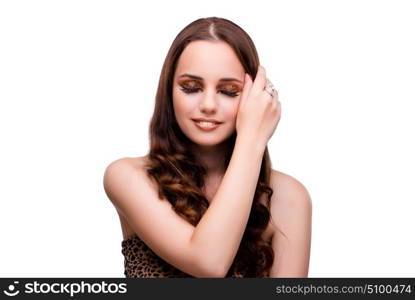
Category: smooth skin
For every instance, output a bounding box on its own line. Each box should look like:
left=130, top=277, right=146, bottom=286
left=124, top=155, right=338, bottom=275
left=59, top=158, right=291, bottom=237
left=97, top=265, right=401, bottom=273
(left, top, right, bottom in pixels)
left=103, top=41, right=312, bottom=278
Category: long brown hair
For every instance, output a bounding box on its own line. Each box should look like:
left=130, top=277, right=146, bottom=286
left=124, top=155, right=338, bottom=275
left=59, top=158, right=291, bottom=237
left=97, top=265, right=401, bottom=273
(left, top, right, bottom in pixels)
left=144, top=17, right=275, bottom=277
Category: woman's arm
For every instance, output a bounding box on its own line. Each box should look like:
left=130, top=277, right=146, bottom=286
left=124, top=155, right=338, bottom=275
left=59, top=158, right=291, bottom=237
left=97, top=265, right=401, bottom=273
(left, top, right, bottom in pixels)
left=190, top=135, right=265, bottom=276
left=103, top=138, right=264, bottom=278
left=268, top=171, right=312, bottom=277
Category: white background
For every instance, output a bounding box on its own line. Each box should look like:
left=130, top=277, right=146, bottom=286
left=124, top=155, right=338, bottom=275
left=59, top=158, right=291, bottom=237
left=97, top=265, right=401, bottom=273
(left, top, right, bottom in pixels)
left=1, top=0, right=414, bottom=277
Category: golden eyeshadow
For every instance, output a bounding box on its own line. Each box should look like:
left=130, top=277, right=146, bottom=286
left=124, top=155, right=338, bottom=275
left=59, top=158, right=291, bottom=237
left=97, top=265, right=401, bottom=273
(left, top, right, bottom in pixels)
left=178, top=79, right=241, bottom=91
left=179, top=80, right=200, bottom=88
left=219, top=83, right=241, bottom=92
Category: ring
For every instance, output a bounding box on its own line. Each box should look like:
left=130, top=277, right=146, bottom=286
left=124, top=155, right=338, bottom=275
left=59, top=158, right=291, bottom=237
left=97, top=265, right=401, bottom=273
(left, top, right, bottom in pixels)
left=265, top=81, right=277, bottom=96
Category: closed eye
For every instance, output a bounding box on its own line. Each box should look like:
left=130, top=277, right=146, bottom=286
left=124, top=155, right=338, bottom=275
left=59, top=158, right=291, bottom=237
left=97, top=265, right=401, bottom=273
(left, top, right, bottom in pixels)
left=180, top=87, right=239, bottom=97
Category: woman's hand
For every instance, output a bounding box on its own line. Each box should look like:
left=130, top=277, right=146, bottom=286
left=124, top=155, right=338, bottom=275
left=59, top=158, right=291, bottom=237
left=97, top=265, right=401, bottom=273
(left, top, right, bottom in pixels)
left=236, top=65, right=281, bottom=148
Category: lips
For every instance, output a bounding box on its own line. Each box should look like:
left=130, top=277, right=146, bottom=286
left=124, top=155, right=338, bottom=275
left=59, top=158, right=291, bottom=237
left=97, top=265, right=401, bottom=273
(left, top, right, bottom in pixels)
left=192, top=119, right=222, bottom=131
left=191, top=118, right=223, bottom=124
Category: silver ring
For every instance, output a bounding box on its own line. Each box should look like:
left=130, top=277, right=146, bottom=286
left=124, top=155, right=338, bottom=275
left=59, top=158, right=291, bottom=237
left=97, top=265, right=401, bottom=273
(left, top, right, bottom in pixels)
left=265, top=82, right=277, bottom=96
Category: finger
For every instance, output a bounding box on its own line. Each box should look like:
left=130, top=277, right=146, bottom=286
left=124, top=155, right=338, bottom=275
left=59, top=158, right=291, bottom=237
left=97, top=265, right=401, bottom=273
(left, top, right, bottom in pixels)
left=264, top=78, right=273, bottom=99
left=270, top=80, right=279, bottom=100
left=251, top=65, right=267, bottom=94
left=265, top=78, right=270, bottom=86
left=239, top=72, right=253, bottom=106
left=273, top=88, right=279, bottom=100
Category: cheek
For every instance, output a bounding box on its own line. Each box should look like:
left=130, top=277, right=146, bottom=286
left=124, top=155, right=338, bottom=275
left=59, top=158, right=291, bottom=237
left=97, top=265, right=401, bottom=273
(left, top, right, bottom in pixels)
left=172, top=93, right=188, bottom=117
left=224, top=100, right=240, bottom=121
left=172, top=93, right=197, bottom=123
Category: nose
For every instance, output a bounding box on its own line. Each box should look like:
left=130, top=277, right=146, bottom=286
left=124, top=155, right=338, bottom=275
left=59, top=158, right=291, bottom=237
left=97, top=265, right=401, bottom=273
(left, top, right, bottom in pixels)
left=198, top=88, right=218, bottom=114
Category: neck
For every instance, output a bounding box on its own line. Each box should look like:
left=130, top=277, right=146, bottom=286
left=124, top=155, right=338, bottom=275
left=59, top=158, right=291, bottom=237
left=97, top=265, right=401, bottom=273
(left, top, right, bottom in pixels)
left=189, top=142, right=228, bottom=177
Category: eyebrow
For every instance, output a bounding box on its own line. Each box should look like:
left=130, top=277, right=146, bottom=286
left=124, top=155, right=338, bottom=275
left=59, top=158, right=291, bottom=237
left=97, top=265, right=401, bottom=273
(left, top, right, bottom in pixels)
left=178, top=73, right=243, bottom=83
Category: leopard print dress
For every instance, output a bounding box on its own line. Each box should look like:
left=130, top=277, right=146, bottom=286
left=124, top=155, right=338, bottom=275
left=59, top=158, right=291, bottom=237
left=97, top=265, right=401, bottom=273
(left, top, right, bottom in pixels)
left=121, top=234, right=247, bottom=278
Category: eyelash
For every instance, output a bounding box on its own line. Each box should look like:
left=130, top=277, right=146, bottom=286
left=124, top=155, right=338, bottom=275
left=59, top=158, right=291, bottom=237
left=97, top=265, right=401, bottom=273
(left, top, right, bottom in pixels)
left=180, top=87, right=239, bottom=97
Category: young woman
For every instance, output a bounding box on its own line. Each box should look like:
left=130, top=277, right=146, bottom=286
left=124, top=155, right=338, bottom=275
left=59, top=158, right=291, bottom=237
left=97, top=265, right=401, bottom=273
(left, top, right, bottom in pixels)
left=103, top=17, right=312, bottom=278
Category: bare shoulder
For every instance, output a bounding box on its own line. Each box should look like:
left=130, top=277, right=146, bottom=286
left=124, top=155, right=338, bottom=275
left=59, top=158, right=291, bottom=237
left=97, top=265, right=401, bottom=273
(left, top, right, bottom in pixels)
left=104, top=156, right=148, bottom=179
left=270, top=169, right=312, bottom=207
left=105, top=155, right=148, bottom=171
left=103, top=156, right=152, bottom=206
left=268, top=169, right=312, bottom=277
left=269, top=169, right=312, bottom=233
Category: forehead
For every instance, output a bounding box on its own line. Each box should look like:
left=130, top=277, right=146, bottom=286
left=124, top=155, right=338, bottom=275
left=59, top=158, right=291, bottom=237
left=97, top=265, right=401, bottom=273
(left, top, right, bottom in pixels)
left=174, top=40, right=245, bottom=80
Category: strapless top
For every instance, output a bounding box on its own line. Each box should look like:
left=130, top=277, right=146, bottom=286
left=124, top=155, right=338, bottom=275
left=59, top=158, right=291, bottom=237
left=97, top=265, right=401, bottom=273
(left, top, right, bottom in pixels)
left=121, top=234, right=245, bottom=278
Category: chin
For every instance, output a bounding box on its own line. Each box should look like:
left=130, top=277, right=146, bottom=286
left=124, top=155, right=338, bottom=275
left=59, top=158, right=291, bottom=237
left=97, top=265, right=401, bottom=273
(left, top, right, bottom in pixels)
left=179, top=124, right=235, bottom=147
left=189, top=131, right=235, bottom=148
left=191, top=137, right=227, bottom=147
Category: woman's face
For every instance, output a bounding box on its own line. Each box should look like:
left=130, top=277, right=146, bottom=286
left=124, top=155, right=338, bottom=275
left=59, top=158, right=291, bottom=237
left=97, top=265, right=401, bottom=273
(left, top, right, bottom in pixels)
left=172, top=40, right=245, bottom=147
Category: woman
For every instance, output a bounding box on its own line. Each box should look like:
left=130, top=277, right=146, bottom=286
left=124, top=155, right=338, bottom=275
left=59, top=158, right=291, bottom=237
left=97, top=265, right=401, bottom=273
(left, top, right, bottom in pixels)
left=103, top=17, right=312, bottom=278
